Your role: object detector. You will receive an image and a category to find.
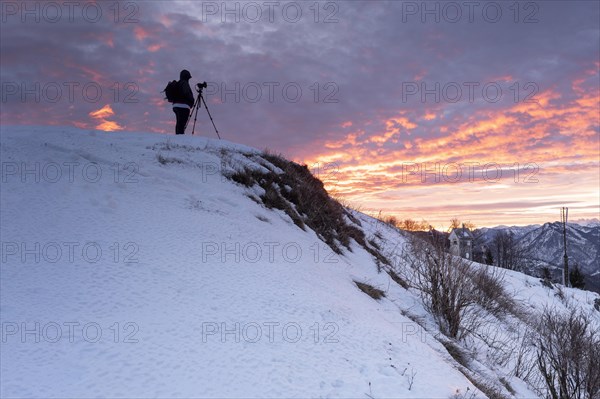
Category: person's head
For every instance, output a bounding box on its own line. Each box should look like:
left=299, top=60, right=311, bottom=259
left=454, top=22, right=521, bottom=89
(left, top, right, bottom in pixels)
left=180, top=69, right=192, bottom=81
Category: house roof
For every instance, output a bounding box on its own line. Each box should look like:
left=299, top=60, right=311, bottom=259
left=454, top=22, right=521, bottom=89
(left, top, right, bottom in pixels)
left=450, top=227, right=473, bottom=240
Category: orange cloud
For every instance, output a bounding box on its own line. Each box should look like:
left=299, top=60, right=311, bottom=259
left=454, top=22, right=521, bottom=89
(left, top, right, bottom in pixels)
left=95, top=120, right=124, bottom=132
left=300, top=74, right=599, bottom=227
left=89, top=105, right=123, bottom=132
left=134, top=26, right=151, bottom=41
left=89, top=104, right=114, bottom=119
left=64, top=62, right=106, bottom=84
left=370, top=116, right=417, bottom=144
left=148, top=43, right=164, bottom=52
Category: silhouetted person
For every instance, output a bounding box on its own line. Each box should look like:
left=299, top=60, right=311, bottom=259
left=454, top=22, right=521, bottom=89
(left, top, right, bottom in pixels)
left=172, top=69, right=194, bottom=134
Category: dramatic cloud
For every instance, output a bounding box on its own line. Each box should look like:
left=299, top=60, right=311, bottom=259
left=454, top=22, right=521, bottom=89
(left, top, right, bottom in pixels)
left=89, top=104, right=123, bottom=131
left=1, top=0, right=598, bottom=227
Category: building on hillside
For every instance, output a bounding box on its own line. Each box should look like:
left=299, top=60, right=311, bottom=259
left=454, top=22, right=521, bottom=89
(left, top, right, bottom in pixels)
left=449, top=225, right=473, bottom=260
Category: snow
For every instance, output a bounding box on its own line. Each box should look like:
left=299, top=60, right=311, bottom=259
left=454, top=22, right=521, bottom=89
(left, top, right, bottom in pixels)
left=1, top=126, right=598, bottom=398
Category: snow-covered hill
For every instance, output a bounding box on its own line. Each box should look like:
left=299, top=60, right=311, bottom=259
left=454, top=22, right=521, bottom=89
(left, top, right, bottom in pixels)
left=1, top=126, right=598, bottom=398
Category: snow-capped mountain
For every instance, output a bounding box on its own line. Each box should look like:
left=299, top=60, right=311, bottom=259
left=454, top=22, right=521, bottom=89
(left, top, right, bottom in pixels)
left=1, top=126, right=598, bottom=398
left=519, top=222, right=600, bottom=274
left=476, top=224, right=540, bottom=242
left=475, top=222, right=600, bottom=292
left=572, top=218, right=600, bottom=227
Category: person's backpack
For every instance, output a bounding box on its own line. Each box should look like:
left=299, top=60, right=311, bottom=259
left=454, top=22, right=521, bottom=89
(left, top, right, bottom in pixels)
left=163, top=80, right=181, bottom=103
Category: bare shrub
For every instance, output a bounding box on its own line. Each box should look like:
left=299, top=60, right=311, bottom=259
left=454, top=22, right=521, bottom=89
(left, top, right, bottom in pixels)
left=402, top=235, right=518, bottom=342
left=532, top=307, right=600, bottom=399
left=513, top=327, right=538, bottom=381
left=399, top=218, right=431, bottom=231
left=449, top=388, right=477, bottom=399
left=384, top=215, right=398, bottom=228
left=402, top=236, right=478, bottom=339
left=469, top=266, right=519, bottom=320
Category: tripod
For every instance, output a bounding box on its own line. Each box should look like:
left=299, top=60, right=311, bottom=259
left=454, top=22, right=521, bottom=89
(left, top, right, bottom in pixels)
left=185, top=84, right=221, bottom=139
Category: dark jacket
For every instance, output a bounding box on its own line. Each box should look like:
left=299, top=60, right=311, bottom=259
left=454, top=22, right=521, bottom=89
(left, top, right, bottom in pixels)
left=176, top=80, right=194, bottom=107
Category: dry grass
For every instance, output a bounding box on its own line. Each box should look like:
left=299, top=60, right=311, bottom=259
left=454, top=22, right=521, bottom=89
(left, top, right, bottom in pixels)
left=225, top=151, right=390, bottom=266
left=388, top=269, right=409, bottom=289
left=354, top=281, right=386, bottom=300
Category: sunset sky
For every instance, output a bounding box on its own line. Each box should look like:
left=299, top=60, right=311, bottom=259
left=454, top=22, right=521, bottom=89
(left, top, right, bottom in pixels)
left=1, top=1, right=598, bottom=228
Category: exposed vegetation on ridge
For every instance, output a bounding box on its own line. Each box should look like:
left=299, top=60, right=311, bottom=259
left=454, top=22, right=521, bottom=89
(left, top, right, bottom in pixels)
left=224, top=151, right=390, bottom=268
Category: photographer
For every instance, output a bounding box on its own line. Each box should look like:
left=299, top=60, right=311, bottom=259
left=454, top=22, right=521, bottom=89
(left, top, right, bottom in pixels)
left=172, top=69, right=195, bottom=135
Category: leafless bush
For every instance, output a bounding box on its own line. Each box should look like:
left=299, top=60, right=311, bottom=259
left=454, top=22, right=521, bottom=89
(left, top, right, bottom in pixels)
left=469, top=266, right=519, bottom=320
left=449, top=388, right=477, bottom=399
left=532, top=307, right=600, bottom=399
left=384, top=215, right=399, bottom=228
left=402, top=236, right=479, bottom=339
left=512, top=327, right=538, bottom=382
left=402, top=236, right=517, bottom=342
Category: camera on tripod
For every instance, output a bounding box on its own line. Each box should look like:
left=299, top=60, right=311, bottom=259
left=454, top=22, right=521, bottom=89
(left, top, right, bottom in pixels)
left=186, top=80, right=220, bottom=139
left=196, top=81, right=208, bottom=92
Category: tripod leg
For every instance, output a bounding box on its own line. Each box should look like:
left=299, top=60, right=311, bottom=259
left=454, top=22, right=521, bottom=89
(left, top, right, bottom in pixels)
left=184, top=94, right=201, bottom=133
left=191, top=99, right=201, bottom=135
left=200, top=94, right=221, bottom=139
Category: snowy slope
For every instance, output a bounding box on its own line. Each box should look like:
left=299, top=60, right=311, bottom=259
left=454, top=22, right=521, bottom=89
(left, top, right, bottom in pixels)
left=1, top=126, right=598, bottom=398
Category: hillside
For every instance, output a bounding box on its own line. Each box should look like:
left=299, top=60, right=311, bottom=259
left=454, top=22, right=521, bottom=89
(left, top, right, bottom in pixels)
left=1, top=126, right=599, bottom=398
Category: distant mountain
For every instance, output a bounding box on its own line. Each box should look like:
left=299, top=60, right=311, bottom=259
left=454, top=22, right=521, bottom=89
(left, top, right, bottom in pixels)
left=476, top=224, right=539, bottom=241
left=475, top=222, right=600, bottom=293
left=520, top=222, right=599, bottom=275
left=572, top=218, right=600, bottom=227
